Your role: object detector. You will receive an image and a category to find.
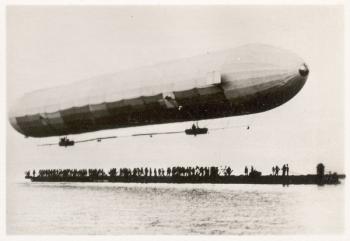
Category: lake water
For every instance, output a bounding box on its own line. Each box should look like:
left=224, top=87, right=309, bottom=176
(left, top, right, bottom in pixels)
left=7, top=182, right=344, bottom=235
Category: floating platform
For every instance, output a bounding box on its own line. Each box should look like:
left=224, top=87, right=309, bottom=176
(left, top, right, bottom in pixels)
left=25, top=174, right=344, bottom=185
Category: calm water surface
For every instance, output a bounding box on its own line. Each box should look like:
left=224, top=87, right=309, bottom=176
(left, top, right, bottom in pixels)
left=7, top=182, right=344, bottom=235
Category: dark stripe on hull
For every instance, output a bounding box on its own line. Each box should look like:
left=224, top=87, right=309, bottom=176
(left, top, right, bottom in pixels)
left=60, top=106, right=96, bottom=135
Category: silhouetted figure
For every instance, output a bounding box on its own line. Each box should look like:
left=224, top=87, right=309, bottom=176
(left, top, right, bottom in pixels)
left=226, top=166, right=232, bottom=176
left=154, top=168, right=157, bottom=177
left=150, top=168, right=152, bottom=177
left=317, top=163, right=325, bottom=177
left=316, top=163, right=325, bottom=185
left=244, top=166, right=248, bottom=176
left=33, top=170, right=36, bottom=177
left=275, top=165, right=280, bottom=176
left=282, top=164, right=286, bottom=176
left=250, top=166, right=254, bottom=175
left=272, top=166, right=275, bottom=175
left=167, top=167, right=171, bottom=176
left=145, top=167, right=148, bottom=177
left=286, top=164, right=289, bottom=176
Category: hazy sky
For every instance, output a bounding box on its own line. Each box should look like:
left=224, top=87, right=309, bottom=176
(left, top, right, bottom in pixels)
left=7, top=5, right=344, bottom=182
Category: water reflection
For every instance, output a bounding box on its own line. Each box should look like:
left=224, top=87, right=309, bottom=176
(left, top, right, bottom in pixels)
left=7, top=182, right=344, bottom=235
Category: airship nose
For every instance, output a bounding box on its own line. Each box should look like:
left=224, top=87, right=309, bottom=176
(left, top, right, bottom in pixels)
left=299, top=63, right=309, bottom=77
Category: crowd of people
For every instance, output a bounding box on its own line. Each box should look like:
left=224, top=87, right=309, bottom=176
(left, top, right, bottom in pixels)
left=114, top=166, right=225, bottom=178
left=25, top=166, right=238, bottom=178
left=25, top=169, right=107, bottom=178
left=25, top=165, right=295, bottom=179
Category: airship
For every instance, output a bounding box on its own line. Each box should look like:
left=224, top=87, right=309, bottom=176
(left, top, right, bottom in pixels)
left=9, top=44, right=309, bottom=146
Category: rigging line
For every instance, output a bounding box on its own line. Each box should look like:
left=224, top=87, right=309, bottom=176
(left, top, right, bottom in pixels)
left=210, top=124, right=250, bottom=131
left=37, top=143, right=57, bottom=147
left=75, top=136, right=118, bottom=143
left=132, top=130, right=184, bottom=137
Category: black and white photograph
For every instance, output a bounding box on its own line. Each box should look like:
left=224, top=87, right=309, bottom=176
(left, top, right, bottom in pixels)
left=2, top=1, right=348, bottom=237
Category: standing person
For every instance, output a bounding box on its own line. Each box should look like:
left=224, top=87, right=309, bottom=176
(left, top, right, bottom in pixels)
left=282, top=164, right=286, bottom=176
left=275, top=165, right=280, bottom=176
left=244, top=166, right=248, bottom=176
left=272, top=166, right=275, bottom=175
left=226, top=166, right=232, bottom=176
left=167, top=167, right=171, bottom=176
left=286, top=164, right=289, bottom=176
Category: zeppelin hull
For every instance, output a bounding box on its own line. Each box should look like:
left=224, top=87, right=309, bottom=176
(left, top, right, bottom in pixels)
left=10, top=72, right=306, bottom=137
left=9, top=44, right=308, bottom=137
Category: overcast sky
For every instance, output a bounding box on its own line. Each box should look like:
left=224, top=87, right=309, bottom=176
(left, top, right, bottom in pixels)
left=6, top=5, right=344, bottom=182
